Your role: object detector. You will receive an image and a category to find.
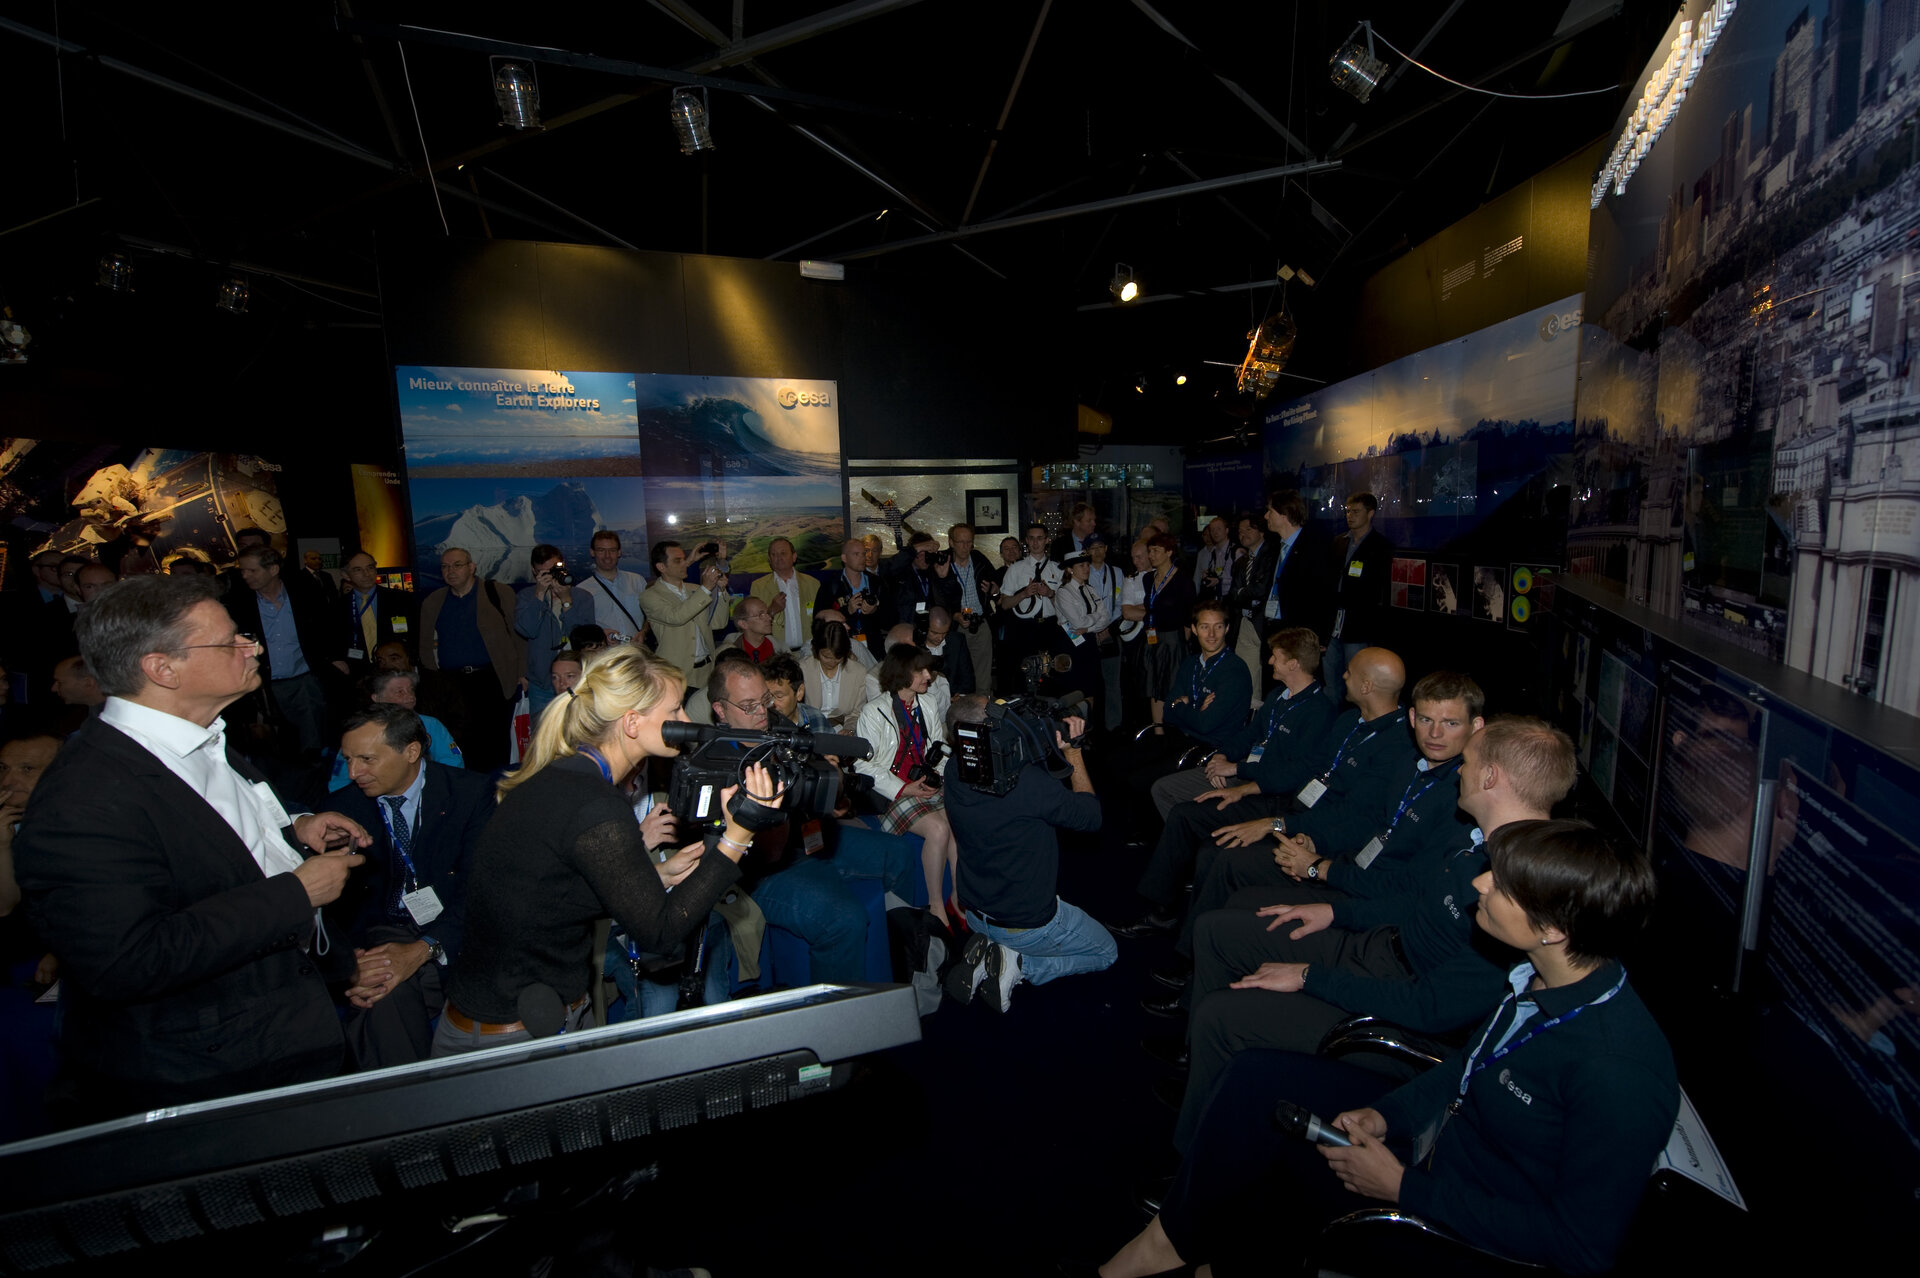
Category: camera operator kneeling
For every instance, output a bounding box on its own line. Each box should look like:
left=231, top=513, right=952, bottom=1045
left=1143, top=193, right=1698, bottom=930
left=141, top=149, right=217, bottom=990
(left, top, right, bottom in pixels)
left=433, top=644, right=781, bottom=1055
left=1095, top=819, right=1677, bottom=1277
left=941, top=694, right=1116, bottom=1012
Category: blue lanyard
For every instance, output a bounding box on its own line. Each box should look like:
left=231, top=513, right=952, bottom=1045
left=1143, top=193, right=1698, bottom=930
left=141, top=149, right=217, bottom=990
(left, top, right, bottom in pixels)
left=1456, top=967, right=1629, bottom=1102
left=895, top=696, right=926, bottom=754
left=1145, top=569, right=1171, bottom=624
left=375, top=799, right=420, bottom=887
left=1321, top=714, right=1387, bottom=778
left=1261, top=682, right=1318, bottom=737
left=352, top=589, right=376, bottom=625
left=1191, top=650, right=1227, bottom=702
left=1382, top=760, right=1459, bottom=840
left=576, top=744, right=615, bottom=783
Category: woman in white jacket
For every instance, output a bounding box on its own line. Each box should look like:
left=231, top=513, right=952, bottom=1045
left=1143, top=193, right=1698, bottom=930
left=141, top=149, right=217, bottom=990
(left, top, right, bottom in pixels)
left=855, top=644, right=959, bottom=930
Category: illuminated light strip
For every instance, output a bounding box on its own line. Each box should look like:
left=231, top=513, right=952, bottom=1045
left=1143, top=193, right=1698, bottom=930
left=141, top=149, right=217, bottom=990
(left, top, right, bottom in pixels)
left=1591, top=0, right=1737, bottom=208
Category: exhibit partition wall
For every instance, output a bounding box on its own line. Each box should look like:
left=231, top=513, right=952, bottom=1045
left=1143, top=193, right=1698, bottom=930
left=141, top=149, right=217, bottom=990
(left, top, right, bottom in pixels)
left=1573, top=0, right=1920, bottom=716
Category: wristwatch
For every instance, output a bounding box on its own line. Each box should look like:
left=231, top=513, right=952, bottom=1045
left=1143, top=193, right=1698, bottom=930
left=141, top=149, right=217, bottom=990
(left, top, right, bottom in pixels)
left=423, top=938, right=447, bottom=965
left=1305, top=859, right=1326, bottom=881
left=1269, top=816, right=1287, bottom=836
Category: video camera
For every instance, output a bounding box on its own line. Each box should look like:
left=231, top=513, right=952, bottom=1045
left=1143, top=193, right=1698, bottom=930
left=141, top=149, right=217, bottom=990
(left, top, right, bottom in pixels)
left=661, top=720, right=871, bottom=830
left=952, top=692, right=1087, bottom=797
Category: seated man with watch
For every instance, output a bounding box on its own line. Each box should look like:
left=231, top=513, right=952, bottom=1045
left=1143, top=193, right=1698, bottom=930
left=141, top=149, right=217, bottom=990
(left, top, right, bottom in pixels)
left=1167, top=716, right=1575, bottom=1154
left=327, top=704, right=496, bottom=1069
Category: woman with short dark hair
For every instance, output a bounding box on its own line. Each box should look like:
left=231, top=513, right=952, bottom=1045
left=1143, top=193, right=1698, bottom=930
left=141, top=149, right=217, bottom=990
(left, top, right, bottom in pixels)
left=1096, top=818, right=1677, bottom=1278
left=855, top=644, right=958, bottom=930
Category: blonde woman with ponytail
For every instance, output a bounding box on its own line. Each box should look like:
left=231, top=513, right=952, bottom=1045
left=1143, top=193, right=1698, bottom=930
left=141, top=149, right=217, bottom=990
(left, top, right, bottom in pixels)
left=433, top=644, right=782, bottom=1055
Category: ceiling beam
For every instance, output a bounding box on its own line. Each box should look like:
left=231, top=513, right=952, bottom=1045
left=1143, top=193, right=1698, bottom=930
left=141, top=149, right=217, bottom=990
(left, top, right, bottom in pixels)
left=839, top=159, right=1340, bottom=259
left=1127, top=1, right=1315, bottom=162
left=961, top=0, right=1053, bottom=224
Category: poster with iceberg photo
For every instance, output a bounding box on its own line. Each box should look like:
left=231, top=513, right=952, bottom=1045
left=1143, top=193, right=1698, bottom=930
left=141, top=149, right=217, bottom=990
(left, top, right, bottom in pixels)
left=396, top=367, right=848, bottom=588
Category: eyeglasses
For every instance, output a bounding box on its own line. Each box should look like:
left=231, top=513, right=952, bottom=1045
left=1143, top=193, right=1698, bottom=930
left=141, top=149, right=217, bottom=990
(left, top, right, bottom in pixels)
left=172, top=633, right=260, bottom=654
left=717, top=694, right=775, bottom=714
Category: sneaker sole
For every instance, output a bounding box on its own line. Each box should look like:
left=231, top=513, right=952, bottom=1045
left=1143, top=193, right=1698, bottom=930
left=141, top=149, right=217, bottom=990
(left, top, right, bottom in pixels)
left=944, top=934, right=992, bottom=1005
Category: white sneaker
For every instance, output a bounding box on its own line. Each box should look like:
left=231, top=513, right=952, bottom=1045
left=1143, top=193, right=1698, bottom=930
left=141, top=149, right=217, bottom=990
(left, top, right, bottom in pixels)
left=981, top=944, right=1022, bottom=1013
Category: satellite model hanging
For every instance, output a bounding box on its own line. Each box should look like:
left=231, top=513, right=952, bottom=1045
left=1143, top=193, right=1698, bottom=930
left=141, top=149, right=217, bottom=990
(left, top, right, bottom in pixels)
left=1236, top=312, right=1297, bottom=401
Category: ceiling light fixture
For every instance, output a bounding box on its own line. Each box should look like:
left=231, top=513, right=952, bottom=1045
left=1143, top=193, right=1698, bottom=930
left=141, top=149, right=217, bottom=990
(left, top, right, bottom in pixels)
left=1134, top=376, right=1147, bottom=394
left=670, top=87, right=715, bottom=154
left=1175, top=373, right=1188, bottom=385
left=1110, top=263, right=1140, bottom=303
left=1329, top=22, right=1388, bottom=104
left=95, top=252, right=135, bottom=292
left=214, top=276, right=250, bottom=314
left=492, top=59, right=542, bottom=130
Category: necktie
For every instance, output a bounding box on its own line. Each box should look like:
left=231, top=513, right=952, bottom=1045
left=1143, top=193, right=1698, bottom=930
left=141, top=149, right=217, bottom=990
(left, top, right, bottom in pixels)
left=360, top=592, right=377, bottom=654
left=384, top=795, right=413, bottom=914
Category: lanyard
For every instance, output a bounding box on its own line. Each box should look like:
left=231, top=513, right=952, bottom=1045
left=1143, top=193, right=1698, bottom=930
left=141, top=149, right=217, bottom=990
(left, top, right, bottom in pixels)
left=1261, top=682, right=1318, bottom=738
left=576, top=744, right=615, bottom=783
left=895, top=696, right=926, bottom=754
left=376, top=798, right=420, bottom=888
left=352, top=589, right=376, bottom=625
left=1456, top=967, right=1628, bottom=1103
left=915, top=571, right=931, bottom=599
left=1322, top=714, right=1388, bottom=779
left=1383, top=760, right=1459, bottom=840
left=1269, top=537, right=1294, bottom=600
left=1191, top=650, right=1227, bottom=702
left=1145, top=568, right=1171, bottom=624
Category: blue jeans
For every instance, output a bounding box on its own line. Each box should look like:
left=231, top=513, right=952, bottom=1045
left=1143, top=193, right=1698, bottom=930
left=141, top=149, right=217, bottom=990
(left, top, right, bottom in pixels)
left=753, top=833, right=916, bottom=983
left=1320, top=639, right=1365, bottom=704
left=963, top=897, right=1117, bottom=985
left=604, top=914, right=735, bottom=1020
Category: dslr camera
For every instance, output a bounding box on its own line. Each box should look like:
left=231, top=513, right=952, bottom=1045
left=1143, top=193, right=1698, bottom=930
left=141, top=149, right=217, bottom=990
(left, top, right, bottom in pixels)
left=928, top=548, right=951, bottom=567
left=661, top=719, right=871, bottom=830
left=906, top=740, right=949, bottom=789
left=548, top=561, right=573, bottom=586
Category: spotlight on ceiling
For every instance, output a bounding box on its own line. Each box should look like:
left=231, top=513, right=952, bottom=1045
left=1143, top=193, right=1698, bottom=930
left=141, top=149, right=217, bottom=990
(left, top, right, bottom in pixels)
left=1110, top=263, right=1140, bottom=303
left=1329, top=22, right=1388, bottom=104
left=1175, top=373, right=1189, bottom=386
left=670, top=87, right=715, bottom=154
left=1134, top=375, right=1147, bottom=394
left=214, top=276, right=250, bottom=315
left=95, top=252, right=134, bottom=293
left=492, top=59, right=542, bottom=131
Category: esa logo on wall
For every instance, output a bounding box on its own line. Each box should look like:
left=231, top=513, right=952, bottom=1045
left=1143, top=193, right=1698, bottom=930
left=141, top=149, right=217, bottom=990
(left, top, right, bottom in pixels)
left=1538, top=307, right=1583, bottom=342
left=778, top=386, right=832, bottom=408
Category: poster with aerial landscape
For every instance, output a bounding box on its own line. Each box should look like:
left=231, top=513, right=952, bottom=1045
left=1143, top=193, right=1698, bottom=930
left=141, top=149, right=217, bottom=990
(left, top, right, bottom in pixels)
left=396, top=368, right=846, bottom=589
left=1260, top=294, right=1582, bottom=567
left=1571, top=0, right=1920, bottom=715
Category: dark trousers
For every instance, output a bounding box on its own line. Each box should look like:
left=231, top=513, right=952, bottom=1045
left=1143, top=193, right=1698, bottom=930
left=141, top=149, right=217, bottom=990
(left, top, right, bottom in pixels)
left=432, top=665, right=513, bottom=772
left=1160, top=1050, right=1397, bottom=1274
left=1140, top=791, right=1289, bottom=914
left=1167, top=799, right=1294, bottom=955
left=1178, top=908, right=1414, bottom=1152
left=341, top=924, right=446, bottom=1070
left=270, top=671, right=329, bottom=757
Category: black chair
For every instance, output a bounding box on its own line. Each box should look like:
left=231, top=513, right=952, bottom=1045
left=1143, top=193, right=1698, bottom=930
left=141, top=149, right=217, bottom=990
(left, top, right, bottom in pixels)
left=1313, top=1207, right=1549, bottom=1278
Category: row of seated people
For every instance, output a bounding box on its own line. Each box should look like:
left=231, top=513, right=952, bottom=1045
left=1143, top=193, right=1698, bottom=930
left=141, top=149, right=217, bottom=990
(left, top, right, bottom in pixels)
left=1077, top=628, right=1678, bottom=1276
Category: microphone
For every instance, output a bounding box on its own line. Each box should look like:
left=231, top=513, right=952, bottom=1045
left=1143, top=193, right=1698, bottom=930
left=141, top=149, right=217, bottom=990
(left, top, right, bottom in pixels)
left=1053, top=690, right=1088, bottom=714
left=1273, top=1099, right=1351, bottom=1146
left=517, top=985, right=568, bottom=1038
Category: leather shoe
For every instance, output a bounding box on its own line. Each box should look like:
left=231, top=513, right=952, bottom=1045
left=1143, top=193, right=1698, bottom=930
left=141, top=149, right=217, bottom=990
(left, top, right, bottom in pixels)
left=1140, top=1032, right=1189, bottom=1071
left=1149, top=956, right=1191, bottom=989
left=1140, top=985, right=1186, bottom=1018
left=1134, top=1173, right=1177, bottom=1217
left=1151, top=1073, right=1186, bottom=1114
left=1110, top=908, right=1179, bottom=939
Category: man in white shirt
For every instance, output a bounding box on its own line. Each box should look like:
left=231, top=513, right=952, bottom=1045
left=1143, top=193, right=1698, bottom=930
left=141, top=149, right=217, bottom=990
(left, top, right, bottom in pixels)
left=14, top=574, right=372, bottom=1123
left=998, top=522, right=1065, bottom=668
left=1194, top=516, right=1234, bottom=599
left=574, top=529, right=648, bottom=644
left=749, top=536, right=821, bottom=653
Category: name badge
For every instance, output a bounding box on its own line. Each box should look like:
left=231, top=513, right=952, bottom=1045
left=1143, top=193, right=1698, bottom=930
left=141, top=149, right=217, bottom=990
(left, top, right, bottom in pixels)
left=916, top=601, right=928, bottom=614
left=1246, top=745, right=1265, bottom=763
left=1354, top=836, right=1385, bottom=869
left=1683, top=551, right=1696, bottom=572
left=802, top=820, right=825, bottom=854
left=1296, top=777, right=1328, bottom=807
left=1146, top=630, right=1159, bottom=646
left=391, top=618, right=409, bottom=633
left=1264, top=600, right=1281, bottom=619
left=1069, top=630, right=1086, bottom=647
left=403, top=885, right=444, bottom=927
left=347, top=647, right=366, bottom=661
left=1348, top=560, right=1364, bottom=578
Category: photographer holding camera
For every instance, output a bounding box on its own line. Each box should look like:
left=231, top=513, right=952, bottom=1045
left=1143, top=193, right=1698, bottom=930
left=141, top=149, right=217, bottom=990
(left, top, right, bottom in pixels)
left=516, top=544, right=597, bottom=720
left=941, top=693, right=1116, bottom=1012
left=855, top=644, right=960, bottom=932
left=433, top=645, right=779, bottom=1055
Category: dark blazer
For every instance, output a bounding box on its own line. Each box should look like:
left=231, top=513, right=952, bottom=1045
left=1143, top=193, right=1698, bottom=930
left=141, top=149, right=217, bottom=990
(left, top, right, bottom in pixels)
left=15, top=716, right=344, bottom=1122
left=1328, top=527, right=1395, bottom=645
left=946, top=549, right=1000, bottom=629
left=341, top=584, right=421, bottom=666
left=225, top=572, right=346, bottom=681
left=325, top=762, right=494, bottom=964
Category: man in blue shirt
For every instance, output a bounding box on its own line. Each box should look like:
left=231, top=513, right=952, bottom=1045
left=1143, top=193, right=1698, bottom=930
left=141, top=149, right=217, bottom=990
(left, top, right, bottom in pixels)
left=229, top=545, right=343, bottom=758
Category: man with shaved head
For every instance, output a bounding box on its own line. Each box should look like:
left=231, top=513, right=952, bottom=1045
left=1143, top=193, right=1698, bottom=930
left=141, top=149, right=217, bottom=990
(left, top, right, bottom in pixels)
left=1127, top=646, right=1417, bottom=1002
